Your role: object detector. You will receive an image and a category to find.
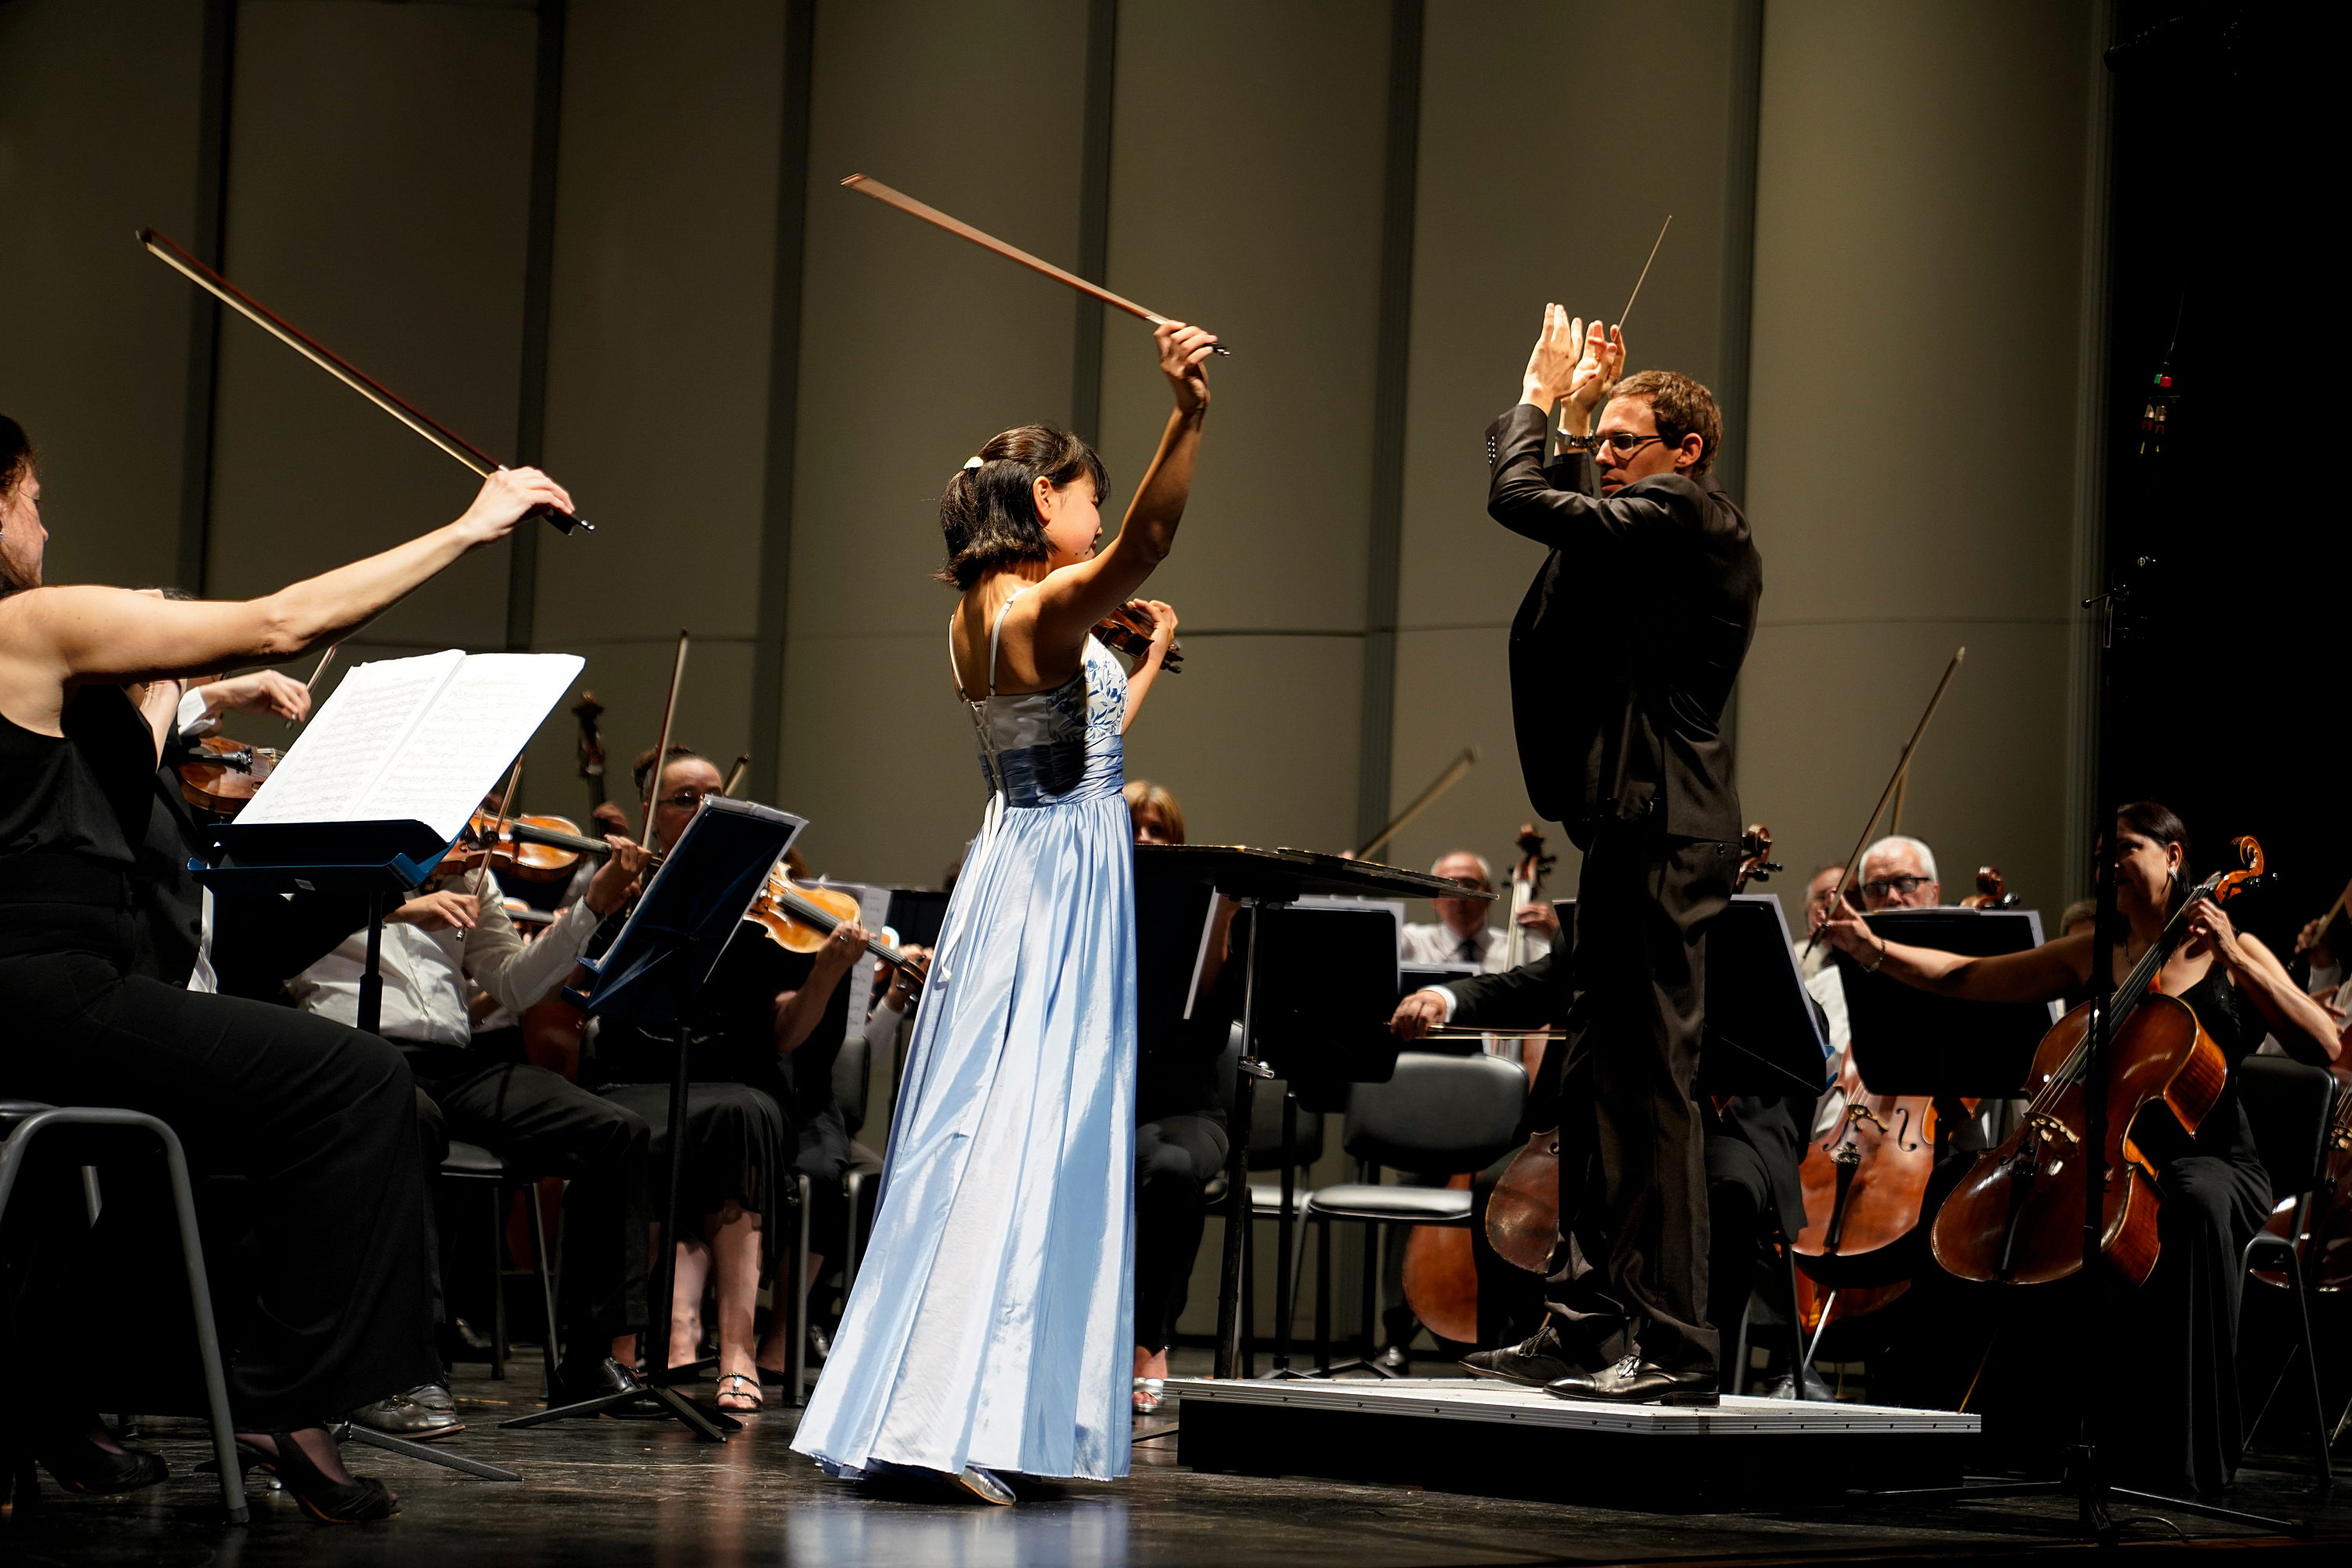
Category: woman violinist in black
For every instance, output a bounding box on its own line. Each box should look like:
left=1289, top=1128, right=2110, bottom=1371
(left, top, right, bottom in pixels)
left=1812, top=801, right=2339, bottom=1495
left=0, top=413, right=572, bottom=1520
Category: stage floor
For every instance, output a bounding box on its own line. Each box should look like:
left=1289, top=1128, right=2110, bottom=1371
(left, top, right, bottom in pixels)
left=5, top=1354, right=2346, bottom=1566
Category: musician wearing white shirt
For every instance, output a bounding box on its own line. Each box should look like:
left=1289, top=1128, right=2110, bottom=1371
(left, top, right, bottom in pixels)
left=1398, top=850, right=1558, bottom=973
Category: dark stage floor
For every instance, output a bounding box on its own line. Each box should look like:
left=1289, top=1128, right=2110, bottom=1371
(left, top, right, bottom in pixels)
left=6, top=1352, right=2347, bottom=1566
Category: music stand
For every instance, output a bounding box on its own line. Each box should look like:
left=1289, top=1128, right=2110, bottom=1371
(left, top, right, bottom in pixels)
left=501, top=797, right=804, bottom=1443
left=1835, top=908, right=2054, bottom=1101
left=1135, top=846, right=1487, bottom=1381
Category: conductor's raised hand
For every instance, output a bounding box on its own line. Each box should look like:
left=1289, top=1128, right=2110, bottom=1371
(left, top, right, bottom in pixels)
left=454, top=466, right=574, bottom=548
left=1156, top=321, right=1217, bottom=415
left=1520, top=304, right=1584, bottom=413
left=1566, top=321, right=1624, bottom=418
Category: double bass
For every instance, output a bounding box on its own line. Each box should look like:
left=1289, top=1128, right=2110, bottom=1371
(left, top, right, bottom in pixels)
left=1930, top=837, right=2267, bottom=1285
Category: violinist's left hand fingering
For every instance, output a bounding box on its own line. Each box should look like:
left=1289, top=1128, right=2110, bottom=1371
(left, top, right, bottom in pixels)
left=584, top=836, right=649, bottom=916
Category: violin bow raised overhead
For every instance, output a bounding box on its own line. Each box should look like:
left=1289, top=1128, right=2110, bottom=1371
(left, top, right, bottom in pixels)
left=842, top=176, right=1231, bottom=355
left=1803, top=648, right=1968, bottom=958
left=641, top=631, right=689, bottom=852
left=1355, top=746, right=1478, bottom=862
left=138, top=228, right=588, bottom=533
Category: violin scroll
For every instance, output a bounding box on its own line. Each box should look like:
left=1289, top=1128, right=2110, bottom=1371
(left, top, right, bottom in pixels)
left=1961, top=866, right=2020, bottom=910
left=1734, top=824, right=1781, bottom=893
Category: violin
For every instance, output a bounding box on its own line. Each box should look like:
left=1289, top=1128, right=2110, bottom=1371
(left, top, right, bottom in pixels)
left=441, top=811, right=612, bottom=886
left=1734, top=824, right=1781, bottom=892
left=177, top=735, right=280, bottom=818
left=1931, top=837, right=2269, bottom=1286
left=1091, top=601, right=1182, bottom=673
left=743, top=865, right=925, bottom=984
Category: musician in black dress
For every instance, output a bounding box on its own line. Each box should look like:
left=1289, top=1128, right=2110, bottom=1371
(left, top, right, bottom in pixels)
left=587, top=746, right=867, bottom=1412
left=1464, top=313, right=1761, bottom=1403
left=0, top=413, right=568, bottom=1520
left=1813, top=801, right=2339, bottom=1495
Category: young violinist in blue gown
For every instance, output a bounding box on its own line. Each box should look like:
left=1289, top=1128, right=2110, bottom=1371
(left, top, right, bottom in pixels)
left=792, top=319, right=1215, bottom=1503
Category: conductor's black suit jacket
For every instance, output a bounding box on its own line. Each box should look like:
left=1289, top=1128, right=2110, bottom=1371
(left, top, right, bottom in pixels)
left=1484, top=404, right=1762, bottom=847
left=1440, top=950, right=1806, bottom=1235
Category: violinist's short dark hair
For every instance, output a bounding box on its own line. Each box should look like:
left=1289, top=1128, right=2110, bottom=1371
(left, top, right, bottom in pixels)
left=1606, top=371, right=1722, bottom=475
left=936, top=424, right=1105, bottom=590
left=0, top=415, right=32, bottom=502
left=632, top=743, right=705, bottom=800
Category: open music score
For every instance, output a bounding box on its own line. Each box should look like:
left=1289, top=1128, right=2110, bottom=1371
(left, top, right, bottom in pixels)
left=238, top=649, right=583, bottom=844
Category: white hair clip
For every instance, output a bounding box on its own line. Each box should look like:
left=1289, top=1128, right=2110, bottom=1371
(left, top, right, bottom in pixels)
left=962, top=456, right=984, bottom=470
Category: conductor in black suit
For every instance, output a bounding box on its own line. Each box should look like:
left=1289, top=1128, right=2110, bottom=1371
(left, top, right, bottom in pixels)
left=1454, top=307, right=1762, bottom=1404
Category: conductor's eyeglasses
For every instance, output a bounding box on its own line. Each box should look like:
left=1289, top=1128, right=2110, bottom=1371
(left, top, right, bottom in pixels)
left=1861, top=873, right=1933, bottom=899
left=1567, top=432, right=1665, bottom=458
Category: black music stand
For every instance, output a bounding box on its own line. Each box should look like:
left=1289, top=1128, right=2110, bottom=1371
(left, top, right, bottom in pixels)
left=194, top=820, right=524, bottom=1482
left=500, top=797, right=804, bottom=1444
left=1135, top=846, right=1486, bottom=1381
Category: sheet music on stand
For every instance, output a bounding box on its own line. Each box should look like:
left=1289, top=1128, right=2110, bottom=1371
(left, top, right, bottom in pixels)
left=197, top=648, right=584, bottom=892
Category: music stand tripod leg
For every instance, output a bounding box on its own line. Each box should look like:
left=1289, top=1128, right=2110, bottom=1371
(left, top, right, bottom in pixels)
left=338, top=1423, right=522, bottom=1482
left=1214, top=900, right=1267, bottom=1381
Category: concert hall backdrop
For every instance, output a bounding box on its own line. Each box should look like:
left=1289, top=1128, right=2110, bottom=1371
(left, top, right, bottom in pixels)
left=5, top=0, right=2334, bottom=949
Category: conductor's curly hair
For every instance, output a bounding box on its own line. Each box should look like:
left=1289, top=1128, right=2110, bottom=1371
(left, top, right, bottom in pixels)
left=935, top=424, right=1105, bottom=591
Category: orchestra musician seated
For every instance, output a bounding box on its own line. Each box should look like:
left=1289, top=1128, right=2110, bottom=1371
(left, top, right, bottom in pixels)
left=1124, top=779, right=1236, bottom=1414
left=1812, top=802, right=2340, bottom=1495
left=285, top=796, right=654, bottom=1425
left=1399, top=851, right=1557, bottom=971
left=1388, top=957, right=1809, bottom=1396
left=587, top=746, right=869, bottom=1412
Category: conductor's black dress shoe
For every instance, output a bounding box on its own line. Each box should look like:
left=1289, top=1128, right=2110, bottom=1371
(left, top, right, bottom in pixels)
left=1458, top=1329, right=1580, bottom=1388
left=1544, top=1355, right=1719, bottom=1406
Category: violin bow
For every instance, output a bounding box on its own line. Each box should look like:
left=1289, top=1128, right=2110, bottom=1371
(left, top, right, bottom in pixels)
left=720, top=754, right=753, bottom=800
left=842, top=176, right=1231, bottom=355
left=138, top=228, right=589, bottom=533
left=641, top=631, right=689, bottom=852
left=1804, top=648, right=1968, bottom=958
left=466, top=759, right=527, bottom=922
left=1355, top=746, right=1478, bottom=862
left=292, top=642, right=339, bottom=731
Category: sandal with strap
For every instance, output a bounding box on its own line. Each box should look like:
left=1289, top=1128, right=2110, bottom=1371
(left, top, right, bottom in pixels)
left=714, top=1374, right=764, bottom=1414
left=1131, top=1377, right=1165, bottom=1416
left=236, top=1431, right=398, bottom=1524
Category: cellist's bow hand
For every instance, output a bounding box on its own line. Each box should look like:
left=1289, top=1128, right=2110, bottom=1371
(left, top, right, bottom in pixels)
left=455, top=466, right=574, bottom=548
left=1389, top=989, right=1448, bottom=1042
left=585, top=836, right=649, bottom=915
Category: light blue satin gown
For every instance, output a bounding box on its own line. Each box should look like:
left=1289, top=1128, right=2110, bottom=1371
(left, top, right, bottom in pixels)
left=793, top=586, right=1135, bottom=1482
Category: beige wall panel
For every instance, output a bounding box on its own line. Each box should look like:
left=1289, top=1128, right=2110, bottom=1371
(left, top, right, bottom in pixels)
left=1093, top=0, right=1390, bottom=634
left=1399, top=0, right=1745, bottom=637
left=777, top=0, right=1090, bottom=877
left=788, top=0, right=1088, bottom=642
left=532, top=0, right=785, bottom=649
left=517, top=637, right=758, bottom=826
left=0, top=0, right=205, bottom=590
left=1739, top=621, right=2071, bottom=914
left=205, top=1, right=534, bottom=647
left=1121, top=636, right=1365, bottom=857
left=1741, top=0, right=2092, bottom=912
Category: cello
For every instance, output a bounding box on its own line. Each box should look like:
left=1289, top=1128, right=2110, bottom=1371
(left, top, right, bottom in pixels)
left=1930, top=837, right=2267, bottom=1286
left=1399, top=827, right=1555, bottom=1347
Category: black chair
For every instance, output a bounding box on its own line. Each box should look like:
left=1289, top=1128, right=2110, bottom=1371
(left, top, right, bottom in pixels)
left=437, top=1141, right=559, bottom=1395
left=835, top=1024, right=884, bottom=1292
left=0, top=1100, right=246, bottom=1523
left=1299, top=1053, right=1526, bottom=1377
left=2236, top=1054, right=2337, bottom=1487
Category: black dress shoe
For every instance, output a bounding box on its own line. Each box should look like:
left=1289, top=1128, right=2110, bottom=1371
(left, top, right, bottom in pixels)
left=1544, top=1354, right=1719, bottom=1406
left=549, top=1355, right=639, bottom=1406
left=346, top=1392, right=463, bottom=1440
left=1459, top=1330, right=1581, bottom=1388
left=405, top=1382, right=456, bottom=1415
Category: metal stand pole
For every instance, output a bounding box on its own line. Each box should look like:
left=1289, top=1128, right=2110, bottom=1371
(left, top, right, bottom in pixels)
left=1214, top=903, right=1269, bottom=1379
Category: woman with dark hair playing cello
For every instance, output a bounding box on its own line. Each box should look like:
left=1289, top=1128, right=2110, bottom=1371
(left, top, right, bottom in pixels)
left=1810, top=800, right=2339, bottom=1496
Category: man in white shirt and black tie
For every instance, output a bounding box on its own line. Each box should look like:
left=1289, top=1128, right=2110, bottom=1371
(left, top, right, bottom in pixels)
left=1399, top=850, right=1558, bottom=972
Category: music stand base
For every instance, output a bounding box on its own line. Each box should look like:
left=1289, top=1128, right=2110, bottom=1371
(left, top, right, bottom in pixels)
left=339, top=1423, right=521, bottom=1481
left=499, top=1376, right=740, bottom=1443
left=1875, top=1472, right=2312, bottom=1541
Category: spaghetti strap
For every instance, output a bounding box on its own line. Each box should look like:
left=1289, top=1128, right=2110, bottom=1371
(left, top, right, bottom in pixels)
left=984, top=587, right=1027, bottom=699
